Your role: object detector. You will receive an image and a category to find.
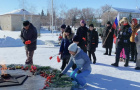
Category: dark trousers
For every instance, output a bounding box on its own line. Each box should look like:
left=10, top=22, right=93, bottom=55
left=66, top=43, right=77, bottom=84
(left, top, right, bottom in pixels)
left=88, top=48, right=96, bottom=62
left=61, top=55, right=70, bottom=71
left=105, top=48, right=112, bottom=55
left=130, top=42, right=137, bottom=60
left=61, top=59, right=68, bottom=71
left=26, top=50, right=34, bottom=65
left=115, top=46, right=130, bottom=65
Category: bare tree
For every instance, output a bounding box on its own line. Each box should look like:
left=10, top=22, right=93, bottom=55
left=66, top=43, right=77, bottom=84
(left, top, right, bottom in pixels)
left=80, top=8, right=95, bottom=25
left=100, top=4, right=118, bottom=25
left=65, top=8, right=81, bottom=26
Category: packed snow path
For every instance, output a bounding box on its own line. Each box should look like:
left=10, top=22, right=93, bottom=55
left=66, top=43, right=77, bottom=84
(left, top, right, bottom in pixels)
left=0, top=43, right=140, bottom=90
left=0, top=29, right=140, bottom=90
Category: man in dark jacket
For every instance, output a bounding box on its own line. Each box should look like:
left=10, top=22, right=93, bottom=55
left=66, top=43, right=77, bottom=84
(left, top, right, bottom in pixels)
left=102, top=21, right=114, bottom=56
left=87, top=24, right=98, bottom=64
left=76, top=20, right=88, bottom=53
left=20, top=20, right=37, bottom=65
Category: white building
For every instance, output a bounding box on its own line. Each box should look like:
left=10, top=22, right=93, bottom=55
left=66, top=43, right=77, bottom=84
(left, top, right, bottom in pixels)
left=111, top=7, right=140, bottom=20
left=0, top=9, right=41, bottom=31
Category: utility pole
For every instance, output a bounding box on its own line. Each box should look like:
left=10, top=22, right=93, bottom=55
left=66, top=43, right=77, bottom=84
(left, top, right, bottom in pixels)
left=52, top=0, right=53, bottom=33
left=23, top=0, right=25, bottom=20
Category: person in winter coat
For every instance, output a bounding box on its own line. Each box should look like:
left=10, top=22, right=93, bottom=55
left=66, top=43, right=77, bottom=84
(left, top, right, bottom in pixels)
left=76, top=20, right=88, bottom=53
left=102, top=21, right=114, bottom=56
left=111, top=17, right=132, bottom=67
left=59, top=26, right=74, bottom=71
left=20, top=20, right=37, bottom=65
left=60, top=24, right=66, bottom=35
left=58, top=24, right=66, bottom=45
left=59, top=43, right=91, bottom=89
left=87, top=24, right=98, bottom=64
left=130, top=19, right=138, bottom=62
left=135, top=24, right=140, bottom=70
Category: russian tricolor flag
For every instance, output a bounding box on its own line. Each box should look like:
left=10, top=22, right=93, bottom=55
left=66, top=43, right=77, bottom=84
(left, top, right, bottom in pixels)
left=112, top=13, right=119, bottom=44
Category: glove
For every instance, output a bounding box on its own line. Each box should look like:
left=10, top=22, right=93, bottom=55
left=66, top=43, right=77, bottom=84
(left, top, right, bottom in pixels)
left=25, top=40, right=31, bottom=45
left=77, top=70, right=81, bottom=74
left=59, top=73, right=64, bottom=78
left=82, top=37, right=86, bottom=41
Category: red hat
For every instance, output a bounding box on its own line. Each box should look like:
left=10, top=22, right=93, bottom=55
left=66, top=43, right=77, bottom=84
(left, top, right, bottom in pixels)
left=132, top=18, right=138, bottom=25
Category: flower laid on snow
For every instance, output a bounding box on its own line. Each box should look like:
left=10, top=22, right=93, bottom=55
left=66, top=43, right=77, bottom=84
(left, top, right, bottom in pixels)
left=49, top=56, right=53, bottom=60
left=30, top=65, right=37, bottom=75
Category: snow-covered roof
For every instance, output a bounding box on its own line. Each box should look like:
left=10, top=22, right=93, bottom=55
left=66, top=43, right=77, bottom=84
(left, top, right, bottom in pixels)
left=112, top=7, right=140, bottom=14
left=3, top=9, right=34, bottom=15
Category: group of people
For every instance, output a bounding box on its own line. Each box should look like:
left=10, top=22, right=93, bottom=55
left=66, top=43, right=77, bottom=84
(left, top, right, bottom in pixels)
left=59, top=20, right=99, bottom=71
left=20, top=18, right=140, bottom=89
left=101, top=17, right=140, bottom=70
left=58, top=20, right=99, bottom=88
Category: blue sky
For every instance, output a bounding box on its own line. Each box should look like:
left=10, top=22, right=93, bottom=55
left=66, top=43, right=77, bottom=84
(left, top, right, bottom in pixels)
left=0, top=0, right=140, bottom=14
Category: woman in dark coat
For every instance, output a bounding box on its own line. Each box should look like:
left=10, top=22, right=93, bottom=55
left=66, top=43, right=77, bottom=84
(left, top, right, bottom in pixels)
left=111, top=17, right=132, bottom=67
left=76, top=20, right=88, bottom=53
left=87, top=24, right=98, bottom=64
left=20, top=21, right=37, bottom=65
left=102, top=21, right=114, bottom=56
left=59, top=26, right=74, bottom=71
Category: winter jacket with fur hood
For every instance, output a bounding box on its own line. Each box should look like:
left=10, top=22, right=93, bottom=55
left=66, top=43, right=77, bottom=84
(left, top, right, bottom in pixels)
left=59, top=32, right=74, bottom=56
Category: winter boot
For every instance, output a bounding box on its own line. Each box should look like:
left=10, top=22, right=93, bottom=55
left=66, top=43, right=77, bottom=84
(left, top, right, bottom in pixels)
left=93, top=60, right=96, bottom=64
left=104, top=53, right=108, bottom=55
left=104, top=48, right=108, bottom=55
left=124, top=59, right=129, bottom=67
left=111, top=58, right=119, bottom=67
left=108, top=48, right=112, bottom=56
left=78, top=84, right=87, bottom=89
left=135, top=67, right=140, bottom=70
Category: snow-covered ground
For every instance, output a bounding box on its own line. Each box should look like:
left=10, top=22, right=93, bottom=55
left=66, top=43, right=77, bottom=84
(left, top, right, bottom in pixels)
left=0, top=29, right=140, bottom=90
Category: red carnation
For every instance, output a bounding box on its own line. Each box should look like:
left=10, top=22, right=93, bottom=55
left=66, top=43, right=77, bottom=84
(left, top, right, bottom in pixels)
left=57, top=56, right=60, bottom=63
left=49, top=56, right=53, bottom=60
left=82, top=37, right=86, bottom=41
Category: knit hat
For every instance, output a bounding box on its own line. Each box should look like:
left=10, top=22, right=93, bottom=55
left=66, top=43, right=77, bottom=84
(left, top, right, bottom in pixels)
left=61, top=24, right=66, bottom=29
left=23, top=20, right=30, bottom=27
left=73, top=35, right=80, bottom=42
left=132, top=18, right=138, bottom=25
left=65, top=26, right=71, bottom=34
left=89, top=24, right=94, bottom=27
left=80, top=20, right=85, bottom=24
left=68, top=43, right=78, bottom=52
left=107, top=21, right=111, bottom=25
